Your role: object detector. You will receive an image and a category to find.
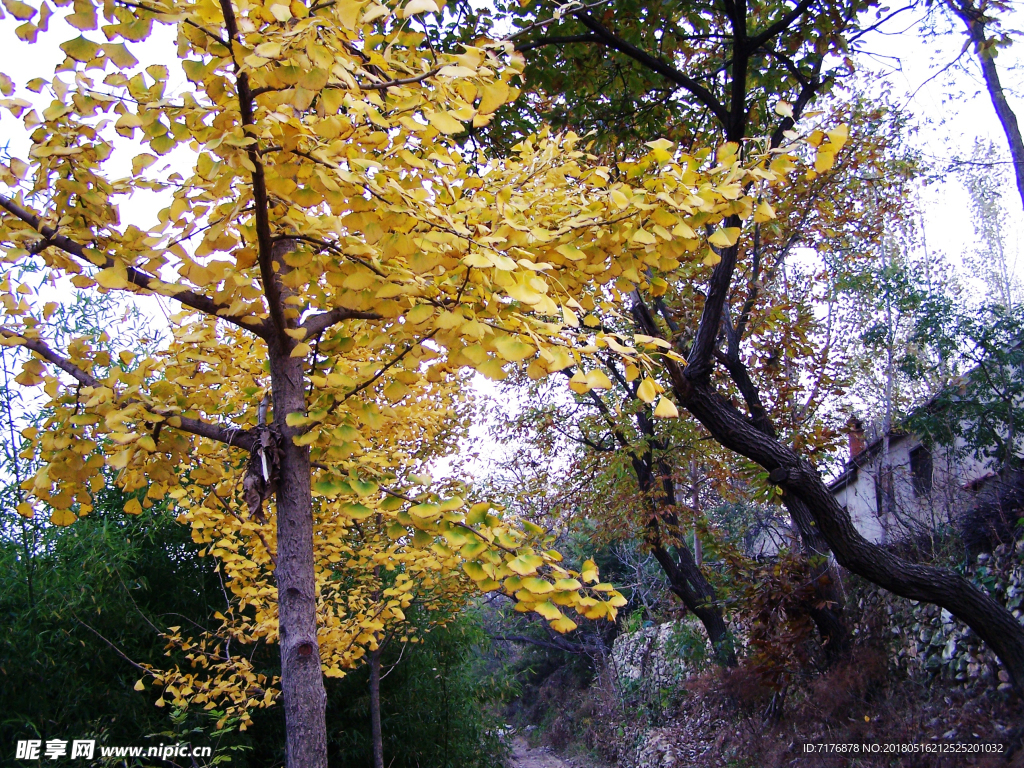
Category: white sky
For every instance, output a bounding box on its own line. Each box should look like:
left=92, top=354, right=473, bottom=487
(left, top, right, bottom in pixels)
left=856, top=5, right=1024, bottom=289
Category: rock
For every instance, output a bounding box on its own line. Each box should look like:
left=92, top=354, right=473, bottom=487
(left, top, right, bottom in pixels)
left=942, top=638, right=957, bottom=660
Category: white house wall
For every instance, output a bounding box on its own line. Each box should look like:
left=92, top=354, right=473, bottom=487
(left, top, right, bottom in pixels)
left=832, top=435, right=996, bottom=545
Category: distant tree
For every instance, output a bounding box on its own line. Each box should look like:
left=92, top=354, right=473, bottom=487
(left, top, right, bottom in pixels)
left=962, top=139, right=1021, bottom=309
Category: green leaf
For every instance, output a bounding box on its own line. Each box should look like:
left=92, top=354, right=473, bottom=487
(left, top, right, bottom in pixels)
left=508, top=554, right=543, bottom=576
left=340, top=503, right=373, bottom=520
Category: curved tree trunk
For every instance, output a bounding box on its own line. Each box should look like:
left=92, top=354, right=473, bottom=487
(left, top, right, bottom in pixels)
left=674, top=375, right=1024, bottom=692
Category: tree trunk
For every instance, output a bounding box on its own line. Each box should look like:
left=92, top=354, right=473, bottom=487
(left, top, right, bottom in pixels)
left=633, top=454, right=736, bottom=666
left=269, top=346, right=329, bottom=768
left=370, top=646, right=384, bottom=768
left=783, top=495, right=849, bottom=659
left=955, top=3, right=1024, bottom=211
left=648, top=538, right=736, bottom=665
left=675, top=375, right=1024, bottom=692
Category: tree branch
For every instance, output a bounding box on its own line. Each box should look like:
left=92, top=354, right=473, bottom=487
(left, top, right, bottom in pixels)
left=0, top=327, right=256, bottom=451
left=571, top=12, right=729, bottom=126
left=300, top=307, right=382, bottom=337
left=217, top=0, right=289, bottom=347
left=515, top=33, right=600, bottom=53
left=748, top=0, right=817, bottom=50
left=0, top=194, right=270, bottom=338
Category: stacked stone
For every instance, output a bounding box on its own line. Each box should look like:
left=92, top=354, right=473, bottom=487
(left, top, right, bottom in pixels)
left=862, top=541, right=1023, bottom=694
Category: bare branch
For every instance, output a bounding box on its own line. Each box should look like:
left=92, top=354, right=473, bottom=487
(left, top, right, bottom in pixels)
left=72, top=613, right=157, bottom=677
left=300, top=307, right=382, bottom=337
left=515, top=34, right=599, bottom=53
left=357, top=67, right=442, bottom=91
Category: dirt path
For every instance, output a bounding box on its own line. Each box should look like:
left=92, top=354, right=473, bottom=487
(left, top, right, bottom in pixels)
left=509, top=736, right=574, bottom=768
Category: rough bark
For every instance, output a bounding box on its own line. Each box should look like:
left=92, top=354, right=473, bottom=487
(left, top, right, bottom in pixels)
left=632, top=451, right=737, bottom=666
left=673, top=374, right=1024, bottom=692
left=648, top=538, right=736, bottom=665
left=370, top=646, right=384, bottom=768
left=782, top=494, right=849, bottom=658
left=716, top=345, right=848, bottom=655
left=269, top=341, right=329, bottom=768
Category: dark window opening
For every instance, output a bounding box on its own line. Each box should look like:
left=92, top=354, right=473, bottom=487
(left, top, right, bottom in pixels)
left=910, top=446, right=933, bottom=497
left=875, top=469, right=894, bottom=518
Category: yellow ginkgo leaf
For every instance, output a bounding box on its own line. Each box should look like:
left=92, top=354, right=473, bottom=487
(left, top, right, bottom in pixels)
left=631, top=228, right=656, bottom=245
left=653, top=396, right=679, bottom=419
left=636, top=377, right=658, bottom=403
left=95, top=268, right=129, bottom=289
left=550, top=616, right=578, bottom=633
left=508, top=554, right=543, bottom=576
left=707, top=227, right=741, bottom=248
left=427, top=111, right=464, bottom=134
left=521, top=577, right=553, bottom=594
left=532, top=601, right=563, bottom=621
left=50, top=509, right=77, bottom=526
left=405, top=303, right=433, bottom=325
left=492, top=336, right=534, bottom=362
left=568, top=370, right=590, bottom=394
left=478, top=81, right=509, bottom=115
left=402, top=0, right=438, bottom=16
left=815, top=150, right=835, bottom=173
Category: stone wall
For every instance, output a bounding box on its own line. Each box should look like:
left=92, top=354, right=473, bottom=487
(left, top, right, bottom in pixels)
left=607, top=541, right=1024, bottom=767
left=857, top=540, right=1024, bottom=693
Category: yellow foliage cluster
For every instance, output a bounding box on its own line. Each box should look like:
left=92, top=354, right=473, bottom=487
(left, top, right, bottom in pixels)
left=0, top=0, right=840, bottom=722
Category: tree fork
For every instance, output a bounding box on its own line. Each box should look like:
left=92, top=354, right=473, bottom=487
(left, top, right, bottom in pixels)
left=635, top=294, right=849, bottom=658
